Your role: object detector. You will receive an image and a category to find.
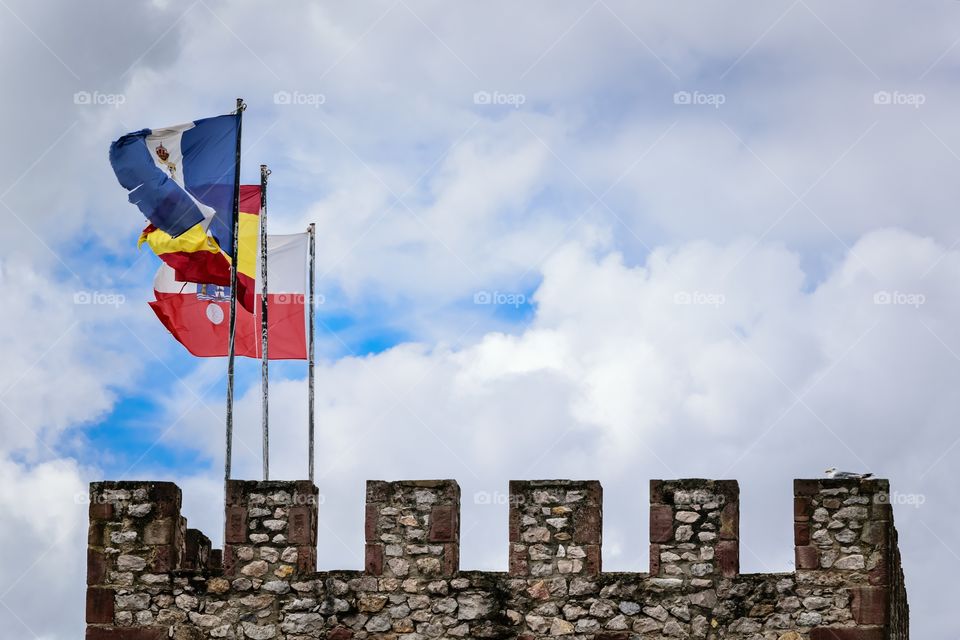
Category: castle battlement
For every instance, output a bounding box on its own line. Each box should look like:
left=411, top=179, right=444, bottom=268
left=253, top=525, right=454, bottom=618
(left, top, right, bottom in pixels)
left=85, top=477, right=908, bottom=639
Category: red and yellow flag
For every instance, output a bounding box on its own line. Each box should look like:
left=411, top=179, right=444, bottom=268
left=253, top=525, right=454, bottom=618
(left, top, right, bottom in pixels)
left=138, top=185, right=261, bottom=312
left=149, top=233, right=309, bottom=360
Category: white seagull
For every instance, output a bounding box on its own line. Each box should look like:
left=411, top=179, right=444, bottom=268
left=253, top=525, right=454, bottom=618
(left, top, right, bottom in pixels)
left=824, top=467, right=873, bottom=479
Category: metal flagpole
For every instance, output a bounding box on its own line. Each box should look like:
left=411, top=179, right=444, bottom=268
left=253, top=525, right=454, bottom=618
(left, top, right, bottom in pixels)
left=307, top=223, right=316, bottom=483
left=224, top=97, right=245, bottom=482
left=259, top=164, right=271, bottom=481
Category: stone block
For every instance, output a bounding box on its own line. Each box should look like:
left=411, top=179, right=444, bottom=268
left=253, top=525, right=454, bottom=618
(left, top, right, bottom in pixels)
left=574, top=505, right=601, bottom=545
left=224, top=506, right=247, bottom=544
left=794, top=479, right=820, bottom=496
left=89, top=501, right=114, bottom=522
left=365, top=544, right=383, bottom=576
left=288, top=506, right=314, bottom=545
left=717, top=540, right=739, bottom=578
left=796, top=545, right=819, bottom=570
left=364, top=504, right=378, bottom=542
left=809, top=627, right=885, bottom=640
left=509, top=544, right=528, bottom=575
left=297, top=546, right=317, bottom=574
left=851, top=586, right=888, bottom=625
left=794, top=496, right=813, bottom=522
left=86, top=629, right=167, bottom=640
left=85, top=587, right=114, bottom=624
left=87, top=549, right=108, bottom=585
left=429, top=505, right=457, bottom=542
left=182, top=529, right=211, bottom=571
left=720, top=501, right=739, bottom=539
left=649, top=504, right=673, bottom=543
left=584, top=544, right=601, bottom=574
left=142, top=519, right=173, bottom=546
left=649, top=543, right=660, bottom=575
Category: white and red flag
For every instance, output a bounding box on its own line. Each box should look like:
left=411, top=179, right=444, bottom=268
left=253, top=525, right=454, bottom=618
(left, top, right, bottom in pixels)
left=149, top=233, right=309, bottom=359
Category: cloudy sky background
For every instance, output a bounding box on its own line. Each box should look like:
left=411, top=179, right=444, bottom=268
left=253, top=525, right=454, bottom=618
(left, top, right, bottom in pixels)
left=1, top=0, right=958, bottom=636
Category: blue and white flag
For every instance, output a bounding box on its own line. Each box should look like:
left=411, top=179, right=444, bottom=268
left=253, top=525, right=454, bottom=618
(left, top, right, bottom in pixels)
left=109, top=113, right=239, bottom=253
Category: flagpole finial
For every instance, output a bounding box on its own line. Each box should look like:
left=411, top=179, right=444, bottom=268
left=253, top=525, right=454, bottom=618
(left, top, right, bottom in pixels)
left=235, top=98, right=246, bottom=113
left=260, top=164, right=271, bottom=179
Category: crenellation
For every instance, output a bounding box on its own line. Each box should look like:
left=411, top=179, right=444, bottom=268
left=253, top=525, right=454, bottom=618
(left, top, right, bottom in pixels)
left=183, top=528, right=212, bottom=572
left=86, top=481, right=187, bottom=639
left=649, top=479, right=739, bottom=585
left=364, top=479, right=460, bottom=580
left=794, top=479, right=891, bottom=582
left=223, top=480, right=320, bottom=581
left=509, top=480, right=602, bottom=578
left=85, top=477, right=908, bottom=639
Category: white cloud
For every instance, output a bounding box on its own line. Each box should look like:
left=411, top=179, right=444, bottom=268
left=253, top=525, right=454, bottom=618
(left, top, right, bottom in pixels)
left=0, top=457, right=89, bottom=638
left=0, top=263, right=142, bottom=456
left=13, top=0, right=945, bottom=308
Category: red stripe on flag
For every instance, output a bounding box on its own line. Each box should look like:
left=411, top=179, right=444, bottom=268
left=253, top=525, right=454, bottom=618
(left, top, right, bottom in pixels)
left=237, top=271, right=256, bottom=314
left=261, top=293, right=308, bottom=359
left=162, top=251, right=231, bottom=288
left=239, top=184, right=261, bottom=214
left=150, top=292, right=305, bottom=359
left=157, top=252, right=255, bottom=314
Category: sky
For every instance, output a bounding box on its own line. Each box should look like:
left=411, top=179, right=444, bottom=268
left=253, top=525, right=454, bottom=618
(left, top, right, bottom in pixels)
left=0, top=0, right=957, bottom=636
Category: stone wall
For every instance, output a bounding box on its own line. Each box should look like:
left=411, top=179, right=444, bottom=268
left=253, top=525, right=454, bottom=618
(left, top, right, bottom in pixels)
left=85, top=477, right=908, bottom=639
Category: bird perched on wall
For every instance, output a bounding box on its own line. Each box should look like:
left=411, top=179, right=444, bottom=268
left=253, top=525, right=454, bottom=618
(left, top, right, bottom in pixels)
left=824, top=467, right=873, bottom=479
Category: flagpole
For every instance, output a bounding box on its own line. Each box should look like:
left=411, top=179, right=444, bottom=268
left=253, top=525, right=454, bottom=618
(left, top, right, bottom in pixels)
left=224, top=97, right=245, bottom=482
left=259, top=164, right=271, bottom=481
left=307, top=223, right=316, bottom=483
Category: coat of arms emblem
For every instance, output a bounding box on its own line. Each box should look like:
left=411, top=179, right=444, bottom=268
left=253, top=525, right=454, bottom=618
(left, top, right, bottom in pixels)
left=197, top=283, right=230, bottom=302
left=154, top=142, right=178, bottom=179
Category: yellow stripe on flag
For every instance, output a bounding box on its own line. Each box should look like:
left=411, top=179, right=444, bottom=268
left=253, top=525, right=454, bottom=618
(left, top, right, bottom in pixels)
left=237, top=211, right=259, bottom=279
left=138, top=222, right=221, bottom=257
